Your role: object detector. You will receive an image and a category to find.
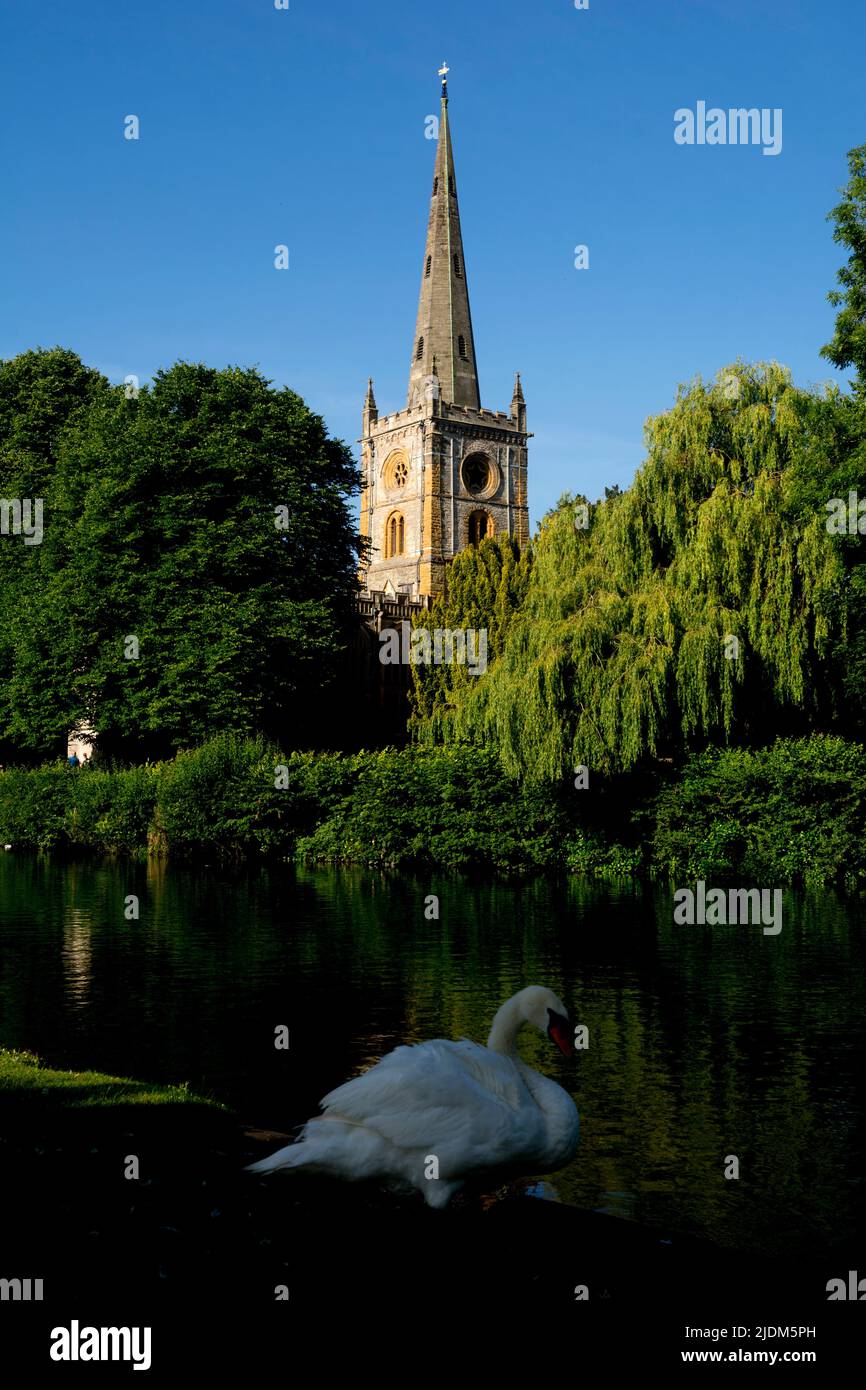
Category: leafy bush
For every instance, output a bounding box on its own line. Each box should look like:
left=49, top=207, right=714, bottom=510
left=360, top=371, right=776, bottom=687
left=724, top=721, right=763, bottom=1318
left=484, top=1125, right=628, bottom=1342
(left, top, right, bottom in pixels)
left=65, top=764, right=158, bottom=853
left=296, top=745, right=567, bottom=871
left=651, top=736, right=866, bottom=887
left=153, top=732, right=295, bottom=857
left=1, top=733, right=863, bottom=885
left=563, top=829, right=643, bottom=876
left=0, top=767, right=69, bottom=851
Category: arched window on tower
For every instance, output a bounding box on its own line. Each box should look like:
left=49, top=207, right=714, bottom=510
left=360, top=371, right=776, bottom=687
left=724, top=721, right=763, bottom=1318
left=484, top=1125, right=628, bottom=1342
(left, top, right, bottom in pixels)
left=416, top=337, right=424, bottom=361
left=425, top=255, right=432, bottom=278
left=385, top=512, right=405, bottom=559
left=458, top=334, right=468, bottom=361
left=433, top=177, right=439, bottom=195
left=468, top=510, right=493, bottom=547
left=453, top=254, right=462, bottom=277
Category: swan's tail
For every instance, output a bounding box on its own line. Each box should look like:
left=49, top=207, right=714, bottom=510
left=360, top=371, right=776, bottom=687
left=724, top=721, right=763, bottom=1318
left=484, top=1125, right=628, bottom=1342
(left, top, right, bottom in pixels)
left=244, top=1117, right=387, bottom=1180
left=245, top=1141, right=309, bottom=1176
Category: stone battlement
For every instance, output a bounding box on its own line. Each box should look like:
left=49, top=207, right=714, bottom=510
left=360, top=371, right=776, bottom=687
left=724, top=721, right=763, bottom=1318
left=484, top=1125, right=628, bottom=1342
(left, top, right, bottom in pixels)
left=355, top=589, right=431, bottom=621
left=372, top=401, right=517, bottom=430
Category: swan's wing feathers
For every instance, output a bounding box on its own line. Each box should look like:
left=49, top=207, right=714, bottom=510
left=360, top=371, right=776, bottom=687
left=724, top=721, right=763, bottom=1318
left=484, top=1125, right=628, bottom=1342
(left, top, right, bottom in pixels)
left=447, top=1040, right=527, bottom=1105
left=318, top=1040, right=530, bottom=1163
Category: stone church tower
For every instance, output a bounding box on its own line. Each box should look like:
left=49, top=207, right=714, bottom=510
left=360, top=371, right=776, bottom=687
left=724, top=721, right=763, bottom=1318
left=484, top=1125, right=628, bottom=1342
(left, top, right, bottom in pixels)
left=359, top=67, right=530, bottom=600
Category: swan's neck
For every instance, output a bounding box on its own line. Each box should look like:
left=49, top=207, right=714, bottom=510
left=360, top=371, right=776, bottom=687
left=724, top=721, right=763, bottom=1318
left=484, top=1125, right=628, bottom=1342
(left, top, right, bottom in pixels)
left=487, top=998, right=577, bottom=1157
left=487, top=997, right=525, bottom=1058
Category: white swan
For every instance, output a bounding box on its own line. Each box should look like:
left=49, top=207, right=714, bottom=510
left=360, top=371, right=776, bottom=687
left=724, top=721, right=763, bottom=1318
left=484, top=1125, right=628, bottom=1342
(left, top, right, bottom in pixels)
left=246, top=985, right=580, bottom=1207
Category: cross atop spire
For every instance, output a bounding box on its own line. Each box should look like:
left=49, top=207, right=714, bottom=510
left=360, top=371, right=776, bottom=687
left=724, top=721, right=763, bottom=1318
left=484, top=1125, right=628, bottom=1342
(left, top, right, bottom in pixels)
left=407, top=69, right=480, bottom=410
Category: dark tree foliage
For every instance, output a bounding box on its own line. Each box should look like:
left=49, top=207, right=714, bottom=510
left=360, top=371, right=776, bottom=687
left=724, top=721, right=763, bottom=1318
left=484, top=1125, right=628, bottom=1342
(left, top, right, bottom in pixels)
left=822, top=143, right=866, bottom=396
left=0, top=355, right=362, bottom=760
left=0, top=349, right=110, bottom=763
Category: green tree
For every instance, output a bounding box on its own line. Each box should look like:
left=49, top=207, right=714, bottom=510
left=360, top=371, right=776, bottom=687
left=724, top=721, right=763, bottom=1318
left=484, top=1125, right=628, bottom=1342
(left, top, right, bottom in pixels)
left=2, top=359, right=362, bottom=759
left=408, top=533, right=531, bottom=725
left=786, top=385, right=866, bottom=732
left=419, top=363, right=847, bottom=780
left=822, top=143, right=866, bottom=396
left=0, top=349, right=109, bottom=762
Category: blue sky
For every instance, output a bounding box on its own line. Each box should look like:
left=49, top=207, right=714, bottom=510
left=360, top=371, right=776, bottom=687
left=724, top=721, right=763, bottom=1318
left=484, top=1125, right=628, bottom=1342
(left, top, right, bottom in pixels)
left=1, top=0, right=863, bottom=525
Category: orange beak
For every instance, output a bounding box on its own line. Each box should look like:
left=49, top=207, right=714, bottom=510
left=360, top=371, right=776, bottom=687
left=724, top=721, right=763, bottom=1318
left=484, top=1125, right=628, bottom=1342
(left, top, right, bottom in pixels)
left=547, top=1012, right=574, bottom=1057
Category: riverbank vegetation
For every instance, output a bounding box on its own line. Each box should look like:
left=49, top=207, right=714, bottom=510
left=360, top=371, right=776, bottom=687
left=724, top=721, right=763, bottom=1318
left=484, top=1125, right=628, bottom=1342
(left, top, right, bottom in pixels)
left=1, top=731, right=863, bottom=887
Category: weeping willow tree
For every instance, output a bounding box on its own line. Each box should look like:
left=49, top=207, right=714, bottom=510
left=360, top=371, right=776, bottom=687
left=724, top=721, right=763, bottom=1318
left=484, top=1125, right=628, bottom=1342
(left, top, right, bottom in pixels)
left=417, top=362, right=849, bottom=781
left=408, top=533, right=531, bottom=724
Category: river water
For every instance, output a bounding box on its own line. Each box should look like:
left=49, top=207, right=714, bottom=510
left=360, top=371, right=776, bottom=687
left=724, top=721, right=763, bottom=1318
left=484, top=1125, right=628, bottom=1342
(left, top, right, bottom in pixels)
left=0, top=856, right=863, bottom=1256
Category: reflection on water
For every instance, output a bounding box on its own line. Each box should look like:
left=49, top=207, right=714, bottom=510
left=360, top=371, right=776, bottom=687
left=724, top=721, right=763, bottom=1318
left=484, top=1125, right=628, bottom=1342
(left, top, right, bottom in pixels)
left=0, top=856, right=863, bottom=1256
left=62, top=908, right=94, bottom=1009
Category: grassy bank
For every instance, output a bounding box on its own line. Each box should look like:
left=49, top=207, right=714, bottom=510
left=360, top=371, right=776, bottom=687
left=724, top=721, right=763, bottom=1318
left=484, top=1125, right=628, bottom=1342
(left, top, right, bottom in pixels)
left=0, top=1047, right=228, bottom=1112
left=0, top=732, right=863, bottom=886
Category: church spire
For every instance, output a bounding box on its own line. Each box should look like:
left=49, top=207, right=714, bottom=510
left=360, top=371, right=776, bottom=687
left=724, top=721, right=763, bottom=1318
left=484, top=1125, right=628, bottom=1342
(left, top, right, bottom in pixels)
left=407, top=65, right=480, bottom=410
left=511, top=371, right=526, bottom=430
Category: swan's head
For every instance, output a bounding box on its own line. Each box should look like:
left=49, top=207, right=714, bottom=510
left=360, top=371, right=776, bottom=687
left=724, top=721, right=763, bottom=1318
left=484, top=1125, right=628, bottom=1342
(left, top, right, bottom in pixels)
left=518, top=985, right=574, bottom=1058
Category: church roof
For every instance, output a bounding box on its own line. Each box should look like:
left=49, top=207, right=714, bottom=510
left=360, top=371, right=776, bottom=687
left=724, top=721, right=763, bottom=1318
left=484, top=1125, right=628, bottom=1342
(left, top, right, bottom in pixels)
left=407, top=67, right=480, bottom=411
